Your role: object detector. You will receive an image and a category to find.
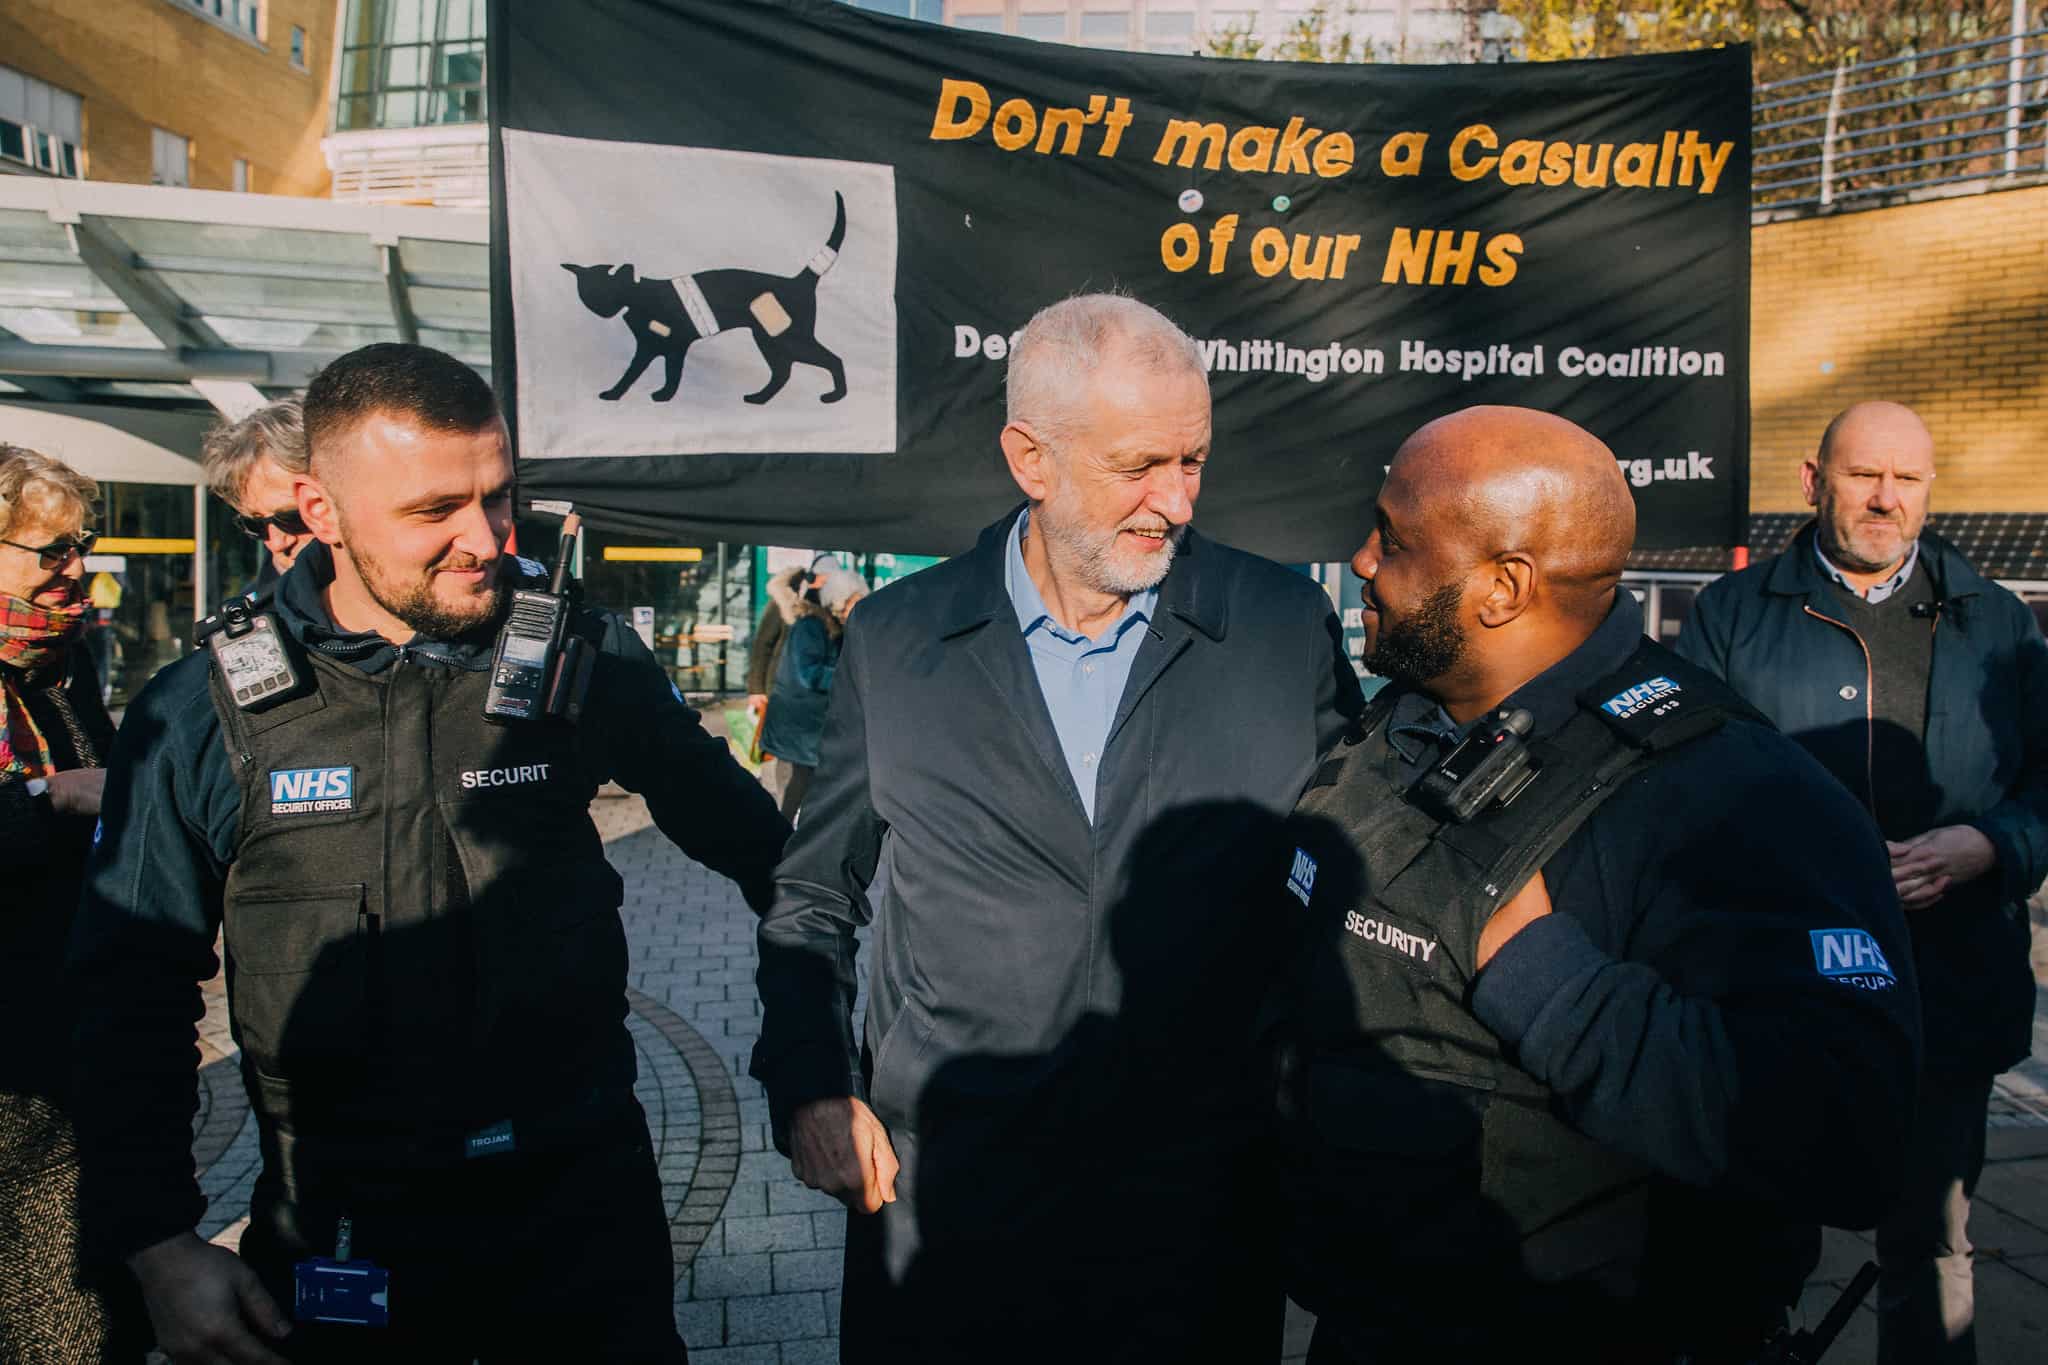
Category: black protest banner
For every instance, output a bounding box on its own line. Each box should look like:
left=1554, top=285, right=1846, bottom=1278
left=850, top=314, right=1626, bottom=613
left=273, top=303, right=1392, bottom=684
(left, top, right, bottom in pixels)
left=490, top=0, right=1750, bottom=560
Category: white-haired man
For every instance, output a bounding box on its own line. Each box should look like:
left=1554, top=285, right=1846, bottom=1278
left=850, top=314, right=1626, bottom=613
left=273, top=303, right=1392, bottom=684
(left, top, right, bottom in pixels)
left=752, top=294, right=1362, bottom=1360
left=200, top=397, right=314, bottom=582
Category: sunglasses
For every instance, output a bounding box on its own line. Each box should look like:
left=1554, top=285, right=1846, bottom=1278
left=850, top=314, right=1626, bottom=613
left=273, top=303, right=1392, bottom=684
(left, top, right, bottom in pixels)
left=235, top=508, right=309, bottom=540
left=1, top=531, right=98, bottom=570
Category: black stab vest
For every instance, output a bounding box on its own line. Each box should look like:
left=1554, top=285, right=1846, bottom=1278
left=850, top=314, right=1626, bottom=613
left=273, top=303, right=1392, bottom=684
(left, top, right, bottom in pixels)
left=208, top=632, right=633, bottom=1174
left=1283, top=638, right=1757, bottom=1323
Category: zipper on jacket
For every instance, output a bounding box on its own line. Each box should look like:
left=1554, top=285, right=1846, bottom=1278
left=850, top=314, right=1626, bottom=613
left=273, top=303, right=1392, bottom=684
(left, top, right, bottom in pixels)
left=373, top=646, right=406, bottom=1051
left=1801, top=604, right=1878, bottom=818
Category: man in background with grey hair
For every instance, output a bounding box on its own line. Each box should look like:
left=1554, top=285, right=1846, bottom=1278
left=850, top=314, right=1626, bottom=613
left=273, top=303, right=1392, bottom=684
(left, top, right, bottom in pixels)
left=199, top=396, right=313, bottom=583
left=752, top=293, right=1361, bottom=1360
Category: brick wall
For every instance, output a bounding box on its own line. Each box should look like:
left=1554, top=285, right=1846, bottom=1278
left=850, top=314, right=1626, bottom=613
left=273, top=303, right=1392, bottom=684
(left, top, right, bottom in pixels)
left=0, top=0, right=336, bottom=195
left=1752, top=183, right=2048, bottom=512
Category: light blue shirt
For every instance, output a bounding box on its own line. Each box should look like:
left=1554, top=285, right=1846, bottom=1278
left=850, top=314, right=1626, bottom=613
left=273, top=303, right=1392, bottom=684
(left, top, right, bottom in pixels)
left=1003, top=508, right=1157, bottom=821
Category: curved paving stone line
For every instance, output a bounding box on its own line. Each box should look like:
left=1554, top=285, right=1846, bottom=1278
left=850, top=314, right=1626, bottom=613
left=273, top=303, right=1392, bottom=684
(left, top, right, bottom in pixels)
left=189, top=990, right=732, bottom=1280
left=627, top=985, right=741, bottom=1281
left=191, top=1054, right=248, bottom=1176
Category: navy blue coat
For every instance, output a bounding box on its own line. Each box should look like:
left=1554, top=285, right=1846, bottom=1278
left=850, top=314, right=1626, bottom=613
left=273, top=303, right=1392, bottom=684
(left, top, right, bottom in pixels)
left=1676, top=525, right=2047, bottom=1073
left=758, top=607, right=840, bottom=769
left=751, top=510, right=1362, bottom=1145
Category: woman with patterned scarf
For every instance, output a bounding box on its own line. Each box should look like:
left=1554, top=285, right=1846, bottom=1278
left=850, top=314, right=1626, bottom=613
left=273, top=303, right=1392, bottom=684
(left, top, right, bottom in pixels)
left=0, top=446, right=142, bottom=1362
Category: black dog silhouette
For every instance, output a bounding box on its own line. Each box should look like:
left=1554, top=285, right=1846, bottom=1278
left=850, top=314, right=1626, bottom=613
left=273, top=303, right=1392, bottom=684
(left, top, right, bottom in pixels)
left=562, top=191, right=848, bottom=406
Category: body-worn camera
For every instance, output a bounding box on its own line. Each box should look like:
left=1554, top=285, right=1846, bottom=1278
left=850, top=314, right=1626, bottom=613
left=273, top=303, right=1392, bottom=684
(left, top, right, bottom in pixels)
left=483, top=514, right=595, bottom=725
left=1413, top=707, right=1539, bottom=823
left=200, top=595, right=304, bottom=712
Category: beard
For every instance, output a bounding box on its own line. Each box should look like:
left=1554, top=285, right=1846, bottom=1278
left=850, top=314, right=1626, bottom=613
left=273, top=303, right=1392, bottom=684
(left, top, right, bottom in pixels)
left=345, top=531, right=505, bottom=640
left=1363, top=580, right=1468, bottom=686
left=1037, top=486, right=1186, bottom=598
left=1817, top=502, right=1913, bottom=575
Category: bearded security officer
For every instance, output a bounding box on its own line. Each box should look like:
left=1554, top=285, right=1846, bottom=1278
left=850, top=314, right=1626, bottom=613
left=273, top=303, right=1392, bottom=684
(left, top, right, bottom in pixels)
left=68, top=344, right=789, bottom=1363
left=1279, top=407, right=1922, bottom=1362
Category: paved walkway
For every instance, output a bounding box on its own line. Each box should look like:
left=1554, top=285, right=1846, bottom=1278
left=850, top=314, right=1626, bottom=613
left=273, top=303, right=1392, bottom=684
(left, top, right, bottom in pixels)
left=186, top=768, right=2048, bottom=1362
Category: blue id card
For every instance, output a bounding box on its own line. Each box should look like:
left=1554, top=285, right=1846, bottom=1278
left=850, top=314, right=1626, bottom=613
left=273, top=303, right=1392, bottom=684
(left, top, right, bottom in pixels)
left=293, top=1257, right=390, bottom=1327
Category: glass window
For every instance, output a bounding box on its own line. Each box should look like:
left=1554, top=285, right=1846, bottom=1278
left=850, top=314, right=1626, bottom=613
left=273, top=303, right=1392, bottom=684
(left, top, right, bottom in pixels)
left=151, top=128, right=190, bottom=187
left=1017, top=14, right=1066, bottom=40
left=0, top=65, right=81, bottom=149
left=951, top=15, right=1004, bottom=32
left=47, top=87, right=80, bottom=144
left=1146, top=12, right=1195, bottom=38
left=23, top=77, right=52, bottom=131
left=173, top=0, right=263, bottom=40
left=89, top=482, right=204, bottom=710
left=1079, top=14, right=1129, bottom=39
left=291, top=25, right=307, bottom=68
left=336, top=0, right=489, bottom=131
left=1654, top=586, right=1697, bottom=643
left=526, top=524, right=761, bottom=696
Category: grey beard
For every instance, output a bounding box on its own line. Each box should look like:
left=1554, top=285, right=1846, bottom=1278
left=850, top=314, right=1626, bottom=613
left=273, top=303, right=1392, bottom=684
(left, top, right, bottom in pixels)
left=1043, top=513, right=1184, bottom=597
left=1818, top=521, right=1904, bottom=576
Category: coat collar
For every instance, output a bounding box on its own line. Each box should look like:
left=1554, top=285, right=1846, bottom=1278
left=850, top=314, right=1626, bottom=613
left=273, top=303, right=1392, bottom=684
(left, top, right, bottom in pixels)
left=936, top=504, right=1228, bottom=642
left=1764, top=521, right=1985, bottom=603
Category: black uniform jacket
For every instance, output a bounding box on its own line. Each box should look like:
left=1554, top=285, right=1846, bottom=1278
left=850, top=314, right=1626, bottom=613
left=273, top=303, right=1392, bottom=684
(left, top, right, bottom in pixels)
left=66, top=544, right=788, bottom=1262
left=1471, top=598, right=1920, bottom=1216
left=1677, top=525, right=2047, bottom=1074
left=1289, top=596, right=1922, bottom=1339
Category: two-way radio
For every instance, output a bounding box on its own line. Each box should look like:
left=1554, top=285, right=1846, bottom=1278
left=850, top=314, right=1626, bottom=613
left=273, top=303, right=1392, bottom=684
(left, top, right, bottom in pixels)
left=483, top=513, right=595, bottom=725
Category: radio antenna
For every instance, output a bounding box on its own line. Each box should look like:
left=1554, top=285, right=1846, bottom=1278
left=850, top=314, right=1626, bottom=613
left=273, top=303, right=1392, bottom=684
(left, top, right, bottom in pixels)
left=551, top=513, right=582, bottom=594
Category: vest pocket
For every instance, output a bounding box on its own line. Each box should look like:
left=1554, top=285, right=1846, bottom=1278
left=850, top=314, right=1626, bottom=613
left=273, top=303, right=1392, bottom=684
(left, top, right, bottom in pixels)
left=489, top=863, right=628, bottom=1047
left=224, top=883, right=368, bottom=1075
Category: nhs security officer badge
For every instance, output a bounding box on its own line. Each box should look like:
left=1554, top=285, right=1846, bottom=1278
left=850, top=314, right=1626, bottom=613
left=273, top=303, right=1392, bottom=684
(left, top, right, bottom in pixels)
left=269, top=766, right=355, bottom=816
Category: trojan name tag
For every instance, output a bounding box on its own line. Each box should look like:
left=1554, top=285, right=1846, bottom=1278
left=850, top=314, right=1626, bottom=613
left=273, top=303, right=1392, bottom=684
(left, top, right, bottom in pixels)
left=269, top=766, right=355, bottom=816
left=293, top=1258, right=390, bottom=1327
left=465, top=1119, right=516, bottom=1159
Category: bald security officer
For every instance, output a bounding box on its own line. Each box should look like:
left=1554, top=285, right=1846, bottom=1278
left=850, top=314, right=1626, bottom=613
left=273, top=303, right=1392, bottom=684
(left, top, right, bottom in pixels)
left=1280, top=406, right=1921, bottom=1362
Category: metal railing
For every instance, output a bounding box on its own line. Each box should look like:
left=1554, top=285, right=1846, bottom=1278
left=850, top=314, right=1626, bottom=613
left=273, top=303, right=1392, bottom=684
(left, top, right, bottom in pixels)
left=325, top=138, right=490, bottom=210
left=1753, top=16, right=2048, bottom=212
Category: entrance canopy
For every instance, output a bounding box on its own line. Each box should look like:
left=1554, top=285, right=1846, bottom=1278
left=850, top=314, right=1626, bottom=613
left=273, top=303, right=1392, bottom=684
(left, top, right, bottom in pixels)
left=0, top=177, right=488, bottom=408
left=0, top=399, right=211, bottom=483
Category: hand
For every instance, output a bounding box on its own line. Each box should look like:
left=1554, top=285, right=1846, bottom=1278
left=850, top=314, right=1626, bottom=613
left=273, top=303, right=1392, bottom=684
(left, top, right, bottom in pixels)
left=789, top=1096, right=900, bottom=1214
left=747, top=693, right=768, bottom=721
left=44, top=767, right=105, bottom=818
left=1888, top=825, right=1997, bottom=911
left=1477, top=871, right=1552, bottom=973
left=128, top=1230, right=291, bottom=1364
